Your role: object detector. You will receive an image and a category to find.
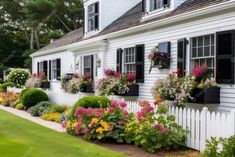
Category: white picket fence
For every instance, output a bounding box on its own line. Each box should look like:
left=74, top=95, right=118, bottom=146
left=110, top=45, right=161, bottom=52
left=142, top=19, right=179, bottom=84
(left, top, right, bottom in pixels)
left=125, top=101, right=235, bottom=152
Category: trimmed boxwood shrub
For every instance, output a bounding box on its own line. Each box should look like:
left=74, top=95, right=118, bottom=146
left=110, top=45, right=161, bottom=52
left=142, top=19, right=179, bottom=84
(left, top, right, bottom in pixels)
left=0, top=82, right=14, bottom=92
left=44, top=105, right=68, bottom=114
left=21, top=89, right=48, bottom=109
left=28, top=101, right=55, bottom=117
left=71, top=96, right=111, bottom=116
left=20, top=88, right=31, bottom=100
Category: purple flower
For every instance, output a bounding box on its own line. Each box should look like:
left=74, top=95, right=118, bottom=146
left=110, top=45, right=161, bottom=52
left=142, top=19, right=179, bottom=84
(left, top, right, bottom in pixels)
left=83, top=128, right=90, bottom=134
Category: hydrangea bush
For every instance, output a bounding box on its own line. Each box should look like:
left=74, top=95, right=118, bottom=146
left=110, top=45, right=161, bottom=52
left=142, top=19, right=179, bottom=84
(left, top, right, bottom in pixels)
left=8, top=69, right=30, bottom=86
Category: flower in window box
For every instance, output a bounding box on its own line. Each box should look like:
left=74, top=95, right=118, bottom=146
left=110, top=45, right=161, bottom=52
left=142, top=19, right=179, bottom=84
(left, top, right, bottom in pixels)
left=127, top=73, right=136, bottom=83
left=104, top=68, right=115, bottom=77
left=193, top=64, right=213, bottom=83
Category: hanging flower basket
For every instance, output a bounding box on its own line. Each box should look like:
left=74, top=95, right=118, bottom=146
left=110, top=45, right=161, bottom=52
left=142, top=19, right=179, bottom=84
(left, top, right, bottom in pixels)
left=148, top=47, right=170, bottom=73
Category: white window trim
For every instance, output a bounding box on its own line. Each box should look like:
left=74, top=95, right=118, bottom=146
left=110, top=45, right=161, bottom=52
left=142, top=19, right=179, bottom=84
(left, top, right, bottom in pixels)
left=123, top=47, right=136, bottom=74
left=51, top=59, right=58, bottom=81
left=80, top=54, right=97, bottom=79
left=189, top=34, right=216, bottom=77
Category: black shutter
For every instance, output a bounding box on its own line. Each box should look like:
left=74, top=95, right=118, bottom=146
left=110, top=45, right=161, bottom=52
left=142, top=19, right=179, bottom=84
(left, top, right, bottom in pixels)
left=37, top=62, right=40, bottom=74
left=43, top=61, right=48, bottom=79
left=90, top=55, right=94, bottom=80
left=142, top=0, right=146, bottom=13
left=116, top=48, right=123, bottom=72
left=49, top=60, right=51, bottom=80
left=135, top=44, right=145, bottom=83
left=56, top=59, right=61, bottom=80
left=216, top=30, right=235, bottom=84
left=177, top=38, right=187, bottom=77
left=163, top=0, right=170, bottom=7
left=95, top=2, right=99, bottom=30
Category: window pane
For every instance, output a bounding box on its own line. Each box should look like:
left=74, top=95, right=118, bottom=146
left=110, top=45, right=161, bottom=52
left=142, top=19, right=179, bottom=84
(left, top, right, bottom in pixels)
left=204, top=35, right=210, bottom=46
left=198, top=37, right=203, bottom=47
left=192, top=48, right=197, bottom=58
left=211, top=46, right=214, bottom=56
left=204, top=46, right=210, bottom=56
left=192, top=38, right=197, bottom=47
left=198, top=47, right=203, bottom=57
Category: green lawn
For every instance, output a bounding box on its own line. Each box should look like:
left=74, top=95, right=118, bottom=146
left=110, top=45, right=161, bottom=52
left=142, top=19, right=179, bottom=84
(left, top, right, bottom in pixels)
left=0, top=110, right=126, bottom=157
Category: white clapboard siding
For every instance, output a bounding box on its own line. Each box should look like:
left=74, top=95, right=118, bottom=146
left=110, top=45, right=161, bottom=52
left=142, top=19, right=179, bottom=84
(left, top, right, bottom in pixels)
left=125, top=101, right=235, bottom=152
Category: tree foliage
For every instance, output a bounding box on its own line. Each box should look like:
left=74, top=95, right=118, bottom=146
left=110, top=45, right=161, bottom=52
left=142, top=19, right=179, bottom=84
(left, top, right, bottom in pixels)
left=0, top=0, right=84, bottom=76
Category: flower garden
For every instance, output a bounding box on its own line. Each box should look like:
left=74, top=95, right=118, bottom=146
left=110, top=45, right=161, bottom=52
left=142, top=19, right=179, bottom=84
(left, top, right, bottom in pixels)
left=0, top=68, right=235, bottom=157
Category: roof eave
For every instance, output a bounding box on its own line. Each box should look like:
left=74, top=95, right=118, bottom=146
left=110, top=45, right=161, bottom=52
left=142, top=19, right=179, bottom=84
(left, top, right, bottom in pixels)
left=31, top=0, right=235, bottom=58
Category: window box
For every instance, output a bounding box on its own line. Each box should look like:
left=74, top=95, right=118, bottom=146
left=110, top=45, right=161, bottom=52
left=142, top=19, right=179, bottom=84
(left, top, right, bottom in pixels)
left=40, top=81, right=50, bottom=89
left=81, top=84, right=94, bottom=93
left=115, top=84, right=139, bottom=96
left=190, top=87, right=220, bottom=104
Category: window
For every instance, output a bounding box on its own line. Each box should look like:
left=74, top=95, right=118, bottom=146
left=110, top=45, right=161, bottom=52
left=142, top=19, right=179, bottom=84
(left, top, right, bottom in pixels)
left=83, top=55, right=93, bottom=79
left=39, top=62, right=44, bottom=73
left=190, top=34, right=215, bottom=77
left=88, top=2, right=99, bottom=32
left=124, top=47, right=136, bottom=74
left=51, top=60, right=57, bottom=80
left=149, top=0, right=169, bottom=12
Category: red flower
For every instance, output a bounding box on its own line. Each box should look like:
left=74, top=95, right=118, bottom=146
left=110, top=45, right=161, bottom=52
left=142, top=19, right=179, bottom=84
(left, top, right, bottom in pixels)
left=127, top=73, right=136, bottom=82
left=104, top=68, right=115, bottom=77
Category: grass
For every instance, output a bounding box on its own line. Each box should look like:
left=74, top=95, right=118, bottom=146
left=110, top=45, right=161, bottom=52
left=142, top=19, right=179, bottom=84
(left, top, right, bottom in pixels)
left=0, top=110, right=126, bottom=157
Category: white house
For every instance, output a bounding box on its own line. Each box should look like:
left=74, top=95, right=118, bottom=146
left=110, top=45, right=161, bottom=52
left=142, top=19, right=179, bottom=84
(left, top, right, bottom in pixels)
left=31, top=0, right=235, bottom=112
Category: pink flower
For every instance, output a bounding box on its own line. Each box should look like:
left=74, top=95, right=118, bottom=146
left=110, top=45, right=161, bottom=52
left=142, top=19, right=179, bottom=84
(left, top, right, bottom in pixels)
left=75, top=107, right=85, bottom=116
left=117, top=121, right=125, bottom=126
left=83, top=128, right=90, bottom=134
left=154, top=124, right=163, bottom=130
left=104, top=68, right=115, bottom=77
left=108, top=107, right=115, bottom=113
left=145, top=104, right=154, bottom=113
left=114, top=72, right=121, bottom=78
left=111, top=100, right=119, bottom=108
left=136, top=111, right=145, bottom=120
left=127, top=73, right=136, bottom=82
left=120, top=101, right=127, bottom=108
left=90, top=121, right=97, bottom=127
left=161, top=127, right=169, bottom=135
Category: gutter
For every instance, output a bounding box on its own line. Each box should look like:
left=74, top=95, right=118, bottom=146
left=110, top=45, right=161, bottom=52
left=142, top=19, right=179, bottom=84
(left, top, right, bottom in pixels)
left=31, top=0, right=235, bottom=57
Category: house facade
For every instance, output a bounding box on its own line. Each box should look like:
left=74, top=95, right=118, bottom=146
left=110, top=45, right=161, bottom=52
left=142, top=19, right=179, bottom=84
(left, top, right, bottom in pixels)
left=31, top=0, right=235, bottom=112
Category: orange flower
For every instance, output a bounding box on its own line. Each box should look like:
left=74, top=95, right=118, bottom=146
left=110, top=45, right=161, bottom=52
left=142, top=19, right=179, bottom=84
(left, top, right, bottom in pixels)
left=139, top=100, right=149, bottom=107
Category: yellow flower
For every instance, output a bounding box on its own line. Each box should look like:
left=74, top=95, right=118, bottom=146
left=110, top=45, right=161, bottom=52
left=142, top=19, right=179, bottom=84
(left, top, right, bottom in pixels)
left=96, top=127, right=105, bottom=134
left=100, top=121, right=109, bottom=131
left=0, top=97, right=3, bottom=103
left=91, top=118, right=98, bottom=123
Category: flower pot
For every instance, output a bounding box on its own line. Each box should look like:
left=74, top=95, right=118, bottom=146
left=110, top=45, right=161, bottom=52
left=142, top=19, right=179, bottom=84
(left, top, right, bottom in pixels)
left=115, top=84, right=139, bottom=96
left=40, top=82, right=50, bottom=89
left=81, top=84, right=94, bottom=93
left=190, top=86, right=220, bottom=104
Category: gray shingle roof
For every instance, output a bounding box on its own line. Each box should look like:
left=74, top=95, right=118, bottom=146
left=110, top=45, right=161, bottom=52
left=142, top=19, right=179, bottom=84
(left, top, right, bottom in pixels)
left=36, top=0, right=231, bottom=53
left=37, top=27, right=84, bottom=52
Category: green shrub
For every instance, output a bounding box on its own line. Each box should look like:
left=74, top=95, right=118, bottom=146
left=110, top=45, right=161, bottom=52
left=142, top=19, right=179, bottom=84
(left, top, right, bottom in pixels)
left=20, top=88, right=31, bottom=100
left=71, top=96, right=111, bottom=116
left=21, top=89, right=48, bottom=109
left=28, top=101, right=55, bottom=117
left=8, top=69, right=30, bottom=86
left=15, top=103, right=25, bottom=110
left=45, top=105, right=68, bottom=114
left=0, top=82, right=14, bottom=92
left=204, top=136, right=235, bottom=157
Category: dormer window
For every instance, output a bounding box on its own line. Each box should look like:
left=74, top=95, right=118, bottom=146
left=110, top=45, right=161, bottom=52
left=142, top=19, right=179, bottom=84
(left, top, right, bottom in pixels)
left=88, top=2, right=99, bottom=32
left=149, top=0, right=170, bottom=12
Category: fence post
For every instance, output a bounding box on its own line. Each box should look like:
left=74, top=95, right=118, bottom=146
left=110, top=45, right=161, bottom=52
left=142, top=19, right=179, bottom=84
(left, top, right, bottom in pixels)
left=231, top=110, right=235, bottom=135
left=200, top=107, right=208, bottom=152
